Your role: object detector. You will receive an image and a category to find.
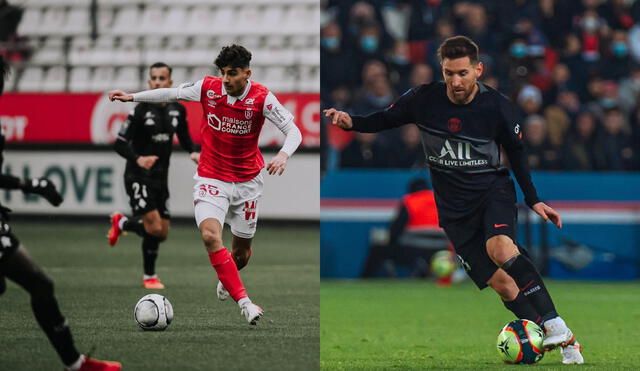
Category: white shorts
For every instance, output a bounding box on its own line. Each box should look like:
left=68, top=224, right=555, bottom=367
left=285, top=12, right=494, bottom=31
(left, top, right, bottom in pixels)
left=193, top=174, right=263, bottom=238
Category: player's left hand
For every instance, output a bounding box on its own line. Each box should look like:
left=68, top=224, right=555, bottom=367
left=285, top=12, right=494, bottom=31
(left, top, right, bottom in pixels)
left=532, top=202, right=562, bottom=229
left=266, top=151, right=288, bottom=176
left=190, top=152, right=200, bottom=164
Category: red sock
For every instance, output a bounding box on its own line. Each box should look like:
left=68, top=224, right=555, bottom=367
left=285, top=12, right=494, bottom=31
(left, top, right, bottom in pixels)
left=208, top=249, right=248, bottom=302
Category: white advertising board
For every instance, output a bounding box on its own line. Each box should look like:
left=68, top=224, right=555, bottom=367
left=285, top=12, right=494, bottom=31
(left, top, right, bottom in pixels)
left=1, top=151, right=319, bottom=220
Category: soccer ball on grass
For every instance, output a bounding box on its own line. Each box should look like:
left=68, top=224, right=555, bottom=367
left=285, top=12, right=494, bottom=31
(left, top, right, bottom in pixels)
left=134, top=294, right=174, bottom=331
left=496, top=319, right=545, bottom=364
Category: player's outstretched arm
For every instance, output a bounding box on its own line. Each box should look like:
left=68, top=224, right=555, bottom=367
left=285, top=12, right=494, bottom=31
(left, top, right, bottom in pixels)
left=532, top=202, right=562, bottom=229
left=323, top=108, right=353, bottom=129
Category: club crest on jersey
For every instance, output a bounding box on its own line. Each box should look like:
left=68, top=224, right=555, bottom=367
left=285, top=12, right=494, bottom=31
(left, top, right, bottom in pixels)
left=448, top=117, right=462, bottom=132
left=245, top=109, right=253, bottom=119
left=207, top=90, right=215, bottom=99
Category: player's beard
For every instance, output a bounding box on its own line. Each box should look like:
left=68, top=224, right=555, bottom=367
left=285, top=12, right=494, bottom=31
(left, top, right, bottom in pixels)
left=450, top=85, right=473, bottom=105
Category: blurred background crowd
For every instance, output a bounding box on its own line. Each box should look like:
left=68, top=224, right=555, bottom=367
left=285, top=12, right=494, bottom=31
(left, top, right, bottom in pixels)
left=320, top=0, right=640, bottom=172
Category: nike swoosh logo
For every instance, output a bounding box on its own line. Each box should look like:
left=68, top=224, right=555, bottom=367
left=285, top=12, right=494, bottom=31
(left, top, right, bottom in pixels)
left=494, top=224, right=508, bottom=228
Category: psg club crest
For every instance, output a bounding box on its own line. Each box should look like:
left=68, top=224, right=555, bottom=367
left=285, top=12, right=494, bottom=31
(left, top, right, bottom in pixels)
left=245, top=109, right=253, bottom=119
left=448, top=117, right=462, bottom=132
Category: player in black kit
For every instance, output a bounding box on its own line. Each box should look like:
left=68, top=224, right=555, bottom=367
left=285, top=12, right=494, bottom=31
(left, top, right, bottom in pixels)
left=325, top=36, right=583, bottom=364
left=107, top=62, right=199, bottom=289
left=0, top=58, right=121, bottom=370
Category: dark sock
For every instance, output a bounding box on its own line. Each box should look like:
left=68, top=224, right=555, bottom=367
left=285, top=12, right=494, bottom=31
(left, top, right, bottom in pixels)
left=142, top=235, right=160, bottom=276
left=32, top=292, right=81, bottom=366
left=502, top=291, right=542, bottom=325
left=122, top=218, right=145, bottom=237
left=503, top=255, right=558, bottom=322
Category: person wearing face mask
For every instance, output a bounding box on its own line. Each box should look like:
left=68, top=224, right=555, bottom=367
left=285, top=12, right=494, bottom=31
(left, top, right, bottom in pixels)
left=321, top=22, right=357, bottom=99
left=386, top=40, right=413, bottom=94
left=600, top=30, right=632, bottom=81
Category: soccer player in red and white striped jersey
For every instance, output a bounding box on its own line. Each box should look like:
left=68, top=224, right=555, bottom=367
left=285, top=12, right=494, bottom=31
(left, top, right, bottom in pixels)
left=109, top=45, right=302, bottom=325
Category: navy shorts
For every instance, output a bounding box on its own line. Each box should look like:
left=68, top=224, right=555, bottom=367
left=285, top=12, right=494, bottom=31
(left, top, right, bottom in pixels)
left=442, top=178, right=525, bottom=289
left=125, top=178, right=170, bottom=219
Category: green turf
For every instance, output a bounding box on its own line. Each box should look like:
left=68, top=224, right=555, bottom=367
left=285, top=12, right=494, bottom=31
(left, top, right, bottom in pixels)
left=0, top=222, right=319, bottom=371
left=321, top=279, right=640, bottom=370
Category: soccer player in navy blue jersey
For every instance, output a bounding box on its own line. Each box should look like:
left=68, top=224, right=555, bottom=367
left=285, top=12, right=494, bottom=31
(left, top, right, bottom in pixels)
left=325, top=36, right=583, bottom=364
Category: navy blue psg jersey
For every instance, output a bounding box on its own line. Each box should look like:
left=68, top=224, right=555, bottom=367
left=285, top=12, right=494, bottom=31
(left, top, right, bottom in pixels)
left=350, top=82, right=540, bottom=223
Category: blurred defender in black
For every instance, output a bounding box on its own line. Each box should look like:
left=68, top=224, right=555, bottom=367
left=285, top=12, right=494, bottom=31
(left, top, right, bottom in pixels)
left=0, top=57, right=121, bottom=370
left=325, top=36, right=583, bottom=363
left=107, top=62, right=199, bottom=290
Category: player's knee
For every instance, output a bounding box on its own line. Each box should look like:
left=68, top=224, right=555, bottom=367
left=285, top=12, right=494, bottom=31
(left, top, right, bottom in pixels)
left=201, top=229, right=222, bottom=252
left=486, top=236, right=518, bottom=266
left=144, top=222, right=164, bottom=238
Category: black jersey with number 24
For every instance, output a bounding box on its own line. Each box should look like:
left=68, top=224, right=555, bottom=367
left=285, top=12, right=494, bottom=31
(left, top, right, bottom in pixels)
left=350, top=82, right=540, bottom=224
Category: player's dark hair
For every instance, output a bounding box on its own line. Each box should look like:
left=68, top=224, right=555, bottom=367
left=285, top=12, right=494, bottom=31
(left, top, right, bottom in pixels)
left=437, top=36, right=480, bottom=64
left=215, top=44, right=252, bottom=70
left=150, top=62, right=172, bottom=75
left=0, top=56, right=8, bottom=96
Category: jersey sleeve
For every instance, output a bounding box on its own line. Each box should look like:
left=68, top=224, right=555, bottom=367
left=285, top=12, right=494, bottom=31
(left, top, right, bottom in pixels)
left=263, top=92, right=302, bottom=157
left=498, top=96, right=540, bottom=208
left=131, top=80, right=202, bottom=103
left=114, top=107, right=141, bottom=162
left=176, top=79, right=203, bottom=101
left=350, top=88, right=417, bottom=132
left=175, top=104, right=196, bottom=153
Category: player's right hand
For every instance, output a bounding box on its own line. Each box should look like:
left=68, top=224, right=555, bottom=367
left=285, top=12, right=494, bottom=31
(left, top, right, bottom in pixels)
left=136, top=155, right=159, bottom=170
left=323, top=108, right=353, bottom=129
left=108, top=90, right=134, bottom=102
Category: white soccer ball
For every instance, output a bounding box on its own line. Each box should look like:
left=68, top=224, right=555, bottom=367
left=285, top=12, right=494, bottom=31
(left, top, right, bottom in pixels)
left=134, top=294, right=174, bottom=331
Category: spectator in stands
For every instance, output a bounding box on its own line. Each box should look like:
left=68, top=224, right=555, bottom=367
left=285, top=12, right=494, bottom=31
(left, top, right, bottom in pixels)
left=596, top=107, right=636, bottom=170
left=600, top=29, right=633, bottom=81
left=618, top=64, right=640, bottom=113
left=387, top=40, right=412, bottom=94
left=409, top=63, right=433, bottom=89
left=563, top=111, right=601, bottom=171
left=389, top=125, right=424, bottom=169
left=543, top=63, right=573, bottom=107
left=518, top=84, right=543, bottom=115
left=352, top=73, right=395, bottom=115
left=321, top=21, right=356, bottom=99
left=523, top=115, right=561, bottom=170
left=340, top=132, right=389, bottom=168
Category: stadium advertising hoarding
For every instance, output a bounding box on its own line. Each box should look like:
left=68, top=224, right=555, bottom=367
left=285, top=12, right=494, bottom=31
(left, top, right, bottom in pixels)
left=0, top=93, right=320, bottom=147
left=1, top=151, right=319, bottom=220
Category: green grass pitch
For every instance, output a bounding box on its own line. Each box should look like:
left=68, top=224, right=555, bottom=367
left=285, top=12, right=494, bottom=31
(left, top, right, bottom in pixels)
left=321, top=279, right=640, bottom=370
left=0, top=221, right=319, bottom=371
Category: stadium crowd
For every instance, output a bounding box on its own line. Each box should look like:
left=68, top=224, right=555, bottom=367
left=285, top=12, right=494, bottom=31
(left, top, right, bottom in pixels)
left=320, top=0, right=640, bottom=172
